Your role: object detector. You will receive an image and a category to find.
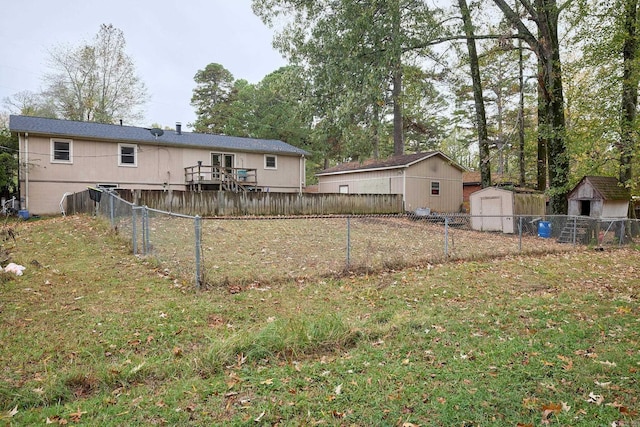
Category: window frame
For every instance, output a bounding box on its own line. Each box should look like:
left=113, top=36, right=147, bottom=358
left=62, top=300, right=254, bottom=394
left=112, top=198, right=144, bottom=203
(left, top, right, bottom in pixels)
left=50, top=138, right=73, bottom=164
left=430, top=180, right=441, bottom=196
left=339, top=185, right=349, bottom=194
left=264, top=154, right=277, bottom=170
left=118, top=143, right=138, bottom=167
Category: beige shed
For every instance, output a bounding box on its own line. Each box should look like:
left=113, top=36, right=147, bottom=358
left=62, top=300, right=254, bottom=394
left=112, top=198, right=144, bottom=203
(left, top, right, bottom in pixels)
left=470, top=187, right=546, bottom=233
left=316, top=151, right=465, bottom=213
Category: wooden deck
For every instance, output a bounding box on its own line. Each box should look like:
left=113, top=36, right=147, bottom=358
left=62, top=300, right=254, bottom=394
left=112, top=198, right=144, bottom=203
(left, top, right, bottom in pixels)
left=185, top=165, right=259, bottom=192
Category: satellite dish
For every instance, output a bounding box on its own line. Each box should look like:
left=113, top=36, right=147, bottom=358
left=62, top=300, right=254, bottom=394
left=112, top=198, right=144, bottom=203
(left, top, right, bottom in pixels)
left=149, top=128, right=164, bottom=138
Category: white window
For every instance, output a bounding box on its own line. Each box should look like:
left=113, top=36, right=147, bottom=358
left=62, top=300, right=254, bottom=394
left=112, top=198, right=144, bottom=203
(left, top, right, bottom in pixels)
left=51, top=139, right=73, bottom=163
left=118, top=143, right=137, bottom=167
left=431, top=181, right=440, bottom=196
left=264, top=155, right=277, bottom=169
left=339, top=185, right=349, bottom=194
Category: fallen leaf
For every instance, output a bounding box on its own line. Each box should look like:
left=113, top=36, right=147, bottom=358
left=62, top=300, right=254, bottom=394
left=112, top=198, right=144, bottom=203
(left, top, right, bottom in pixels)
left=587, top=392, right=604, bottom=405
left=254, top=411, right=265, bottom=422
left=69, top=407, right=86, bottom=422
left=542, top=403, right=562, bottom=414
left=557, top=355, right=573, bottom=371
left=332, top=410, right=345, bottom=418
left=1, top=406, right=18, bottom=419
left=335, top=383, right=343, bottom=395
left=260, top=378, right=273, bottom=385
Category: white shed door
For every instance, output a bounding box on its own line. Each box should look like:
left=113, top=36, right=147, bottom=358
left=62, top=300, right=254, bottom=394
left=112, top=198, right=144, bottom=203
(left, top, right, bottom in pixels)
left=480, top=196, right=503, bottom=231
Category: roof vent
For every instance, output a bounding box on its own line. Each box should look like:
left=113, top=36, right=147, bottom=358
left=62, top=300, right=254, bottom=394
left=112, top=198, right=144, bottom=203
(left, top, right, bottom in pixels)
left=176, top=122, right=182, bottom=135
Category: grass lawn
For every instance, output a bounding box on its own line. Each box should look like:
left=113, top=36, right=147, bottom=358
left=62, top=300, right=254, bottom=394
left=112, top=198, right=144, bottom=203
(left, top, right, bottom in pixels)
left=0, top=215, right=638, bottom=426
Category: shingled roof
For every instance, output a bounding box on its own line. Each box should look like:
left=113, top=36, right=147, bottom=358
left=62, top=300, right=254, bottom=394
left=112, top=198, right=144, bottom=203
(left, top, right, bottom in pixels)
left=571, top=176, right=630, bottom=200
left=9, top=115, right=309, bottom=156
left=317, top=151, right=465, bottom=175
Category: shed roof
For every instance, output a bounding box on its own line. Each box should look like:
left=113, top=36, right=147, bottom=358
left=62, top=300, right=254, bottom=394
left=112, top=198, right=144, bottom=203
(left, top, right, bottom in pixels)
left=9, top=115, right=309, bottom=156
left=463, top=171, right=515, bottom=185
left=316, top=151, right=465, bottom=176
left=569, top=176, right=630, bottom=201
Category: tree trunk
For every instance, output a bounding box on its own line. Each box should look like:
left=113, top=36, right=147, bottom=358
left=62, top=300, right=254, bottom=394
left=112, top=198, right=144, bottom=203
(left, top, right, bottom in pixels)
left=537, top=0, right=569, bottom=214
left=391, top=0, right=404, bottom=156
left=373, top=102, right=381, bottom=160
left=492, top=0, right=569, bottom=213
left=537, top=54, right=548, bottom=192
left=620, top=0, right=638, bottom=187
left=518, top=31, right=526, bottom=186
left=458, top=0, right=491, bottom=188
left=392, top=67, right=404, bottom=156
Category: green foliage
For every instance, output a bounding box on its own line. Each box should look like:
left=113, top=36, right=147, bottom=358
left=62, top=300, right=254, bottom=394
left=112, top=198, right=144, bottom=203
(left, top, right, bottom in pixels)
left=565, top=0, right=640, bottom=194
left=253, top=0, right=448, bottom=162
left=0, top=127, right=18, bottom=197
left=190, top=64, right=319, bottom=171
left=190, top=63, right=235, bottom=134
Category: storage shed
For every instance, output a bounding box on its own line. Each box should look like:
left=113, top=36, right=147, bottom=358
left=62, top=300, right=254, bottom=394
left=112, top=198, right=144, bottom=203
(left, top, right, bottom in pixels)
left=470, top=187, right=546, bottom=233
left=567, top=176, right=630, bottom=218
left=316, top=151, right=465, bottom=213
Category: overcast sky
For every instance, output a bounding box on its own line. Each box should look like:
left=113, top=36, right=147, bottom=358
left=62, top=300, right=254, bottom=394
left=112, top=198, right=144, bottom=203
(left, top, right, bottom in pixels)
left=0, top=0, right=287, bottom=129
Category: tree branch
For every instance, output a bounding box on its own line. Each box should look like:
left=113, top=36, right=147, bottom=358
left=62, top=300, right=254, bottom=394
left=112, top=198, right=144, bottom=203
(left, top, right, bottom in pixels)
left=491, top=0, right=539, bottom=48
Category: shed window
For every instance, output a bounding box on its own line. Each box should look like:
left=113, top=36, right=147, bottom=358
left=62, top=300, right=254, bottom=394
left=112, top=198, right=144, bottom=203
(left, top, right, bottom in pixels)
left=51, top=139, right=73, bottom=163
left=118, top=143, right=137, bottom=167
left=265, top=155, right=277, bottom=169
left=339, top=185, right=349, bottom=194
left=431, top=181, right=440, bottom=196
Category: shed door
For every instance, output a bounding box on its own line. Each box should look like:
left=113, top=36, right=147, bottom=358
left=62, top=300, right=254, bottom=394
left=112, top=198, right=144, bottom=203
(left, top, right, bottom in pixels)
left=480, top=196, right=503, bottom=231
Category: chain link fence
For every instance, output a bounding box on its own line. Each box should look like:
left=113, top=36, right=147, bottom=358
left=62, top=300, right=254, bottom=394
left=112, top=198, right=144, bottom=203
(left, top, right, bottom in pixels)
left=82, top=189, right=640, bottom=290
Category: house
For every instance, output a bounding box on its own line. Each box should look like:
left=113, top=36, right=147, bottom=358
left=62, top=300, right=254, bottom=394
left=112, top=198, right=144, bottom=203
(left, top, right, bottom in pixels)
left=567, top=176, right=630, bottom=218
left=316, top=151, right=465, bottom=213
left=469, top=187, right=546, bottom=233
left=9, top=115, right=308, bottom=215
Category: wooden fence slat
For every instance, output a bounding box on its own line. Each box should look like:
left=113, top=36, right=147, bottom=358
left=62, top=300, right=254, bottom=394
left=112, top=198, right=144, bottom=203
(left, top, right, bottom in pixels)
left=66, top=190, right=404, bottom=216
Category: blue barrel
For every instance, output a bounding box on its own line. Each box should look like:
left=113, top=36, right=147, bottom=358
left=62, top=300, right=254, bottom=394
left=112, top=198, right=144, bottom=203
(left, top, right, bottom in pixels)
left=538, top=221, right=551, bottom=238
left=18, top=209, right=30, bottom=220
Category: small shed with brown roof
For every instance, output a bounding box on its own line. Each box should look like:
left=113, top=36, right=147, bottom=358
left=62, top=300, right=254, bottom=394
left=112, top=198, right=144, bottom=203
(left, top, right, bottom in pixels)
left=316, top=151, right=465, bottom=213
left=567, top=176, right=630, bottom=218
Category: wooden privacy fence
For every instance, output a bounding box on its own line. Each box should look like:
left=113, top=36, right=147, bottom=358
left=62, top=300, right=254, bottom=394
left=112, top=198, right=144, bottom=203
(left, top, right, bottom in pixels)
left=66, top=189, right=404, bottom=216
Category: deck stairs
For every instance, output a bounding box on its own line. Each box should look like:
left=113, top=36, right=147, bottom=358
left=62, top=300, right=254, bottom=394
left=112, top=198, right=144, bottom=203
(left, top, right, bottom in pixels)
left=557, top=216, right=591, bottom=244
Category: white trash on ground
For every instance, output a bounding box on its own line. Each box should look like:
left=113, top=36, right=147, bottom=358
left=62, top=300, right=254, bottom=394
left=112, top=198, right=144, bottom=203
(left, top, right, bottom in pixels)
left=3, top=263, right=26, bottom=276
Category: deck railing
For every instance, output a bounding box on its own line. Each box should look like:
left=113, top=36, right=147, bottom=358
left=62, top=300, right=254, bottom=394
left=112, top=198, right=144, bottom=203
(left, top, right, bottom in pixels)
left=184, top=164, right=258, bottom=191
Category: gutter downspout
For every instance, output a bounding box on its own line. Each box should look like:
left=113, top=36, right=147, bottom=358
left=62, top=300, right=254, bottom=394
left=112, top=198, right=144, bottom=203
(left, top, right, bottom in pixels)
left=402, top=167, right=407, bottom=211
left=24, top=132, right=29, bottom=210
left=299, top=155, right=305, bottom=194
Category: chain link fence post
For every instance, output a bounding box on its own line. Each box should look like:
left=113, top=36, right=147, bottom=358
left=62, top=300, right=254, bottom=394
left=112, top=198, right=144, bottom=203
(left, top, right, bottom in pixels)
left=519, top=216, right=523, bottom=252
left=195, top=215, right=202, bottom=290
left=346, top=215, right=351, bottom=269
left=132, top=206, right=138, bottom=255
left=620, top=220, right=625, bottom=246
left=109, top=192, right=115, bottom=228
left=142, top=206, right=149, bottom=255
left=444, top=216, right=449, bottom=257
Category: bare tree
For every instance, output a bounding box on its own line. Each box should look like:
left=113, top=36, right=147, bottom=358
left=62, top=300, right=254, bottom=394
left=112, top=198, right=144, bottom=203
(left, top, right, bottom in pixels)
left=43, top=24, right=147, bottom=124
